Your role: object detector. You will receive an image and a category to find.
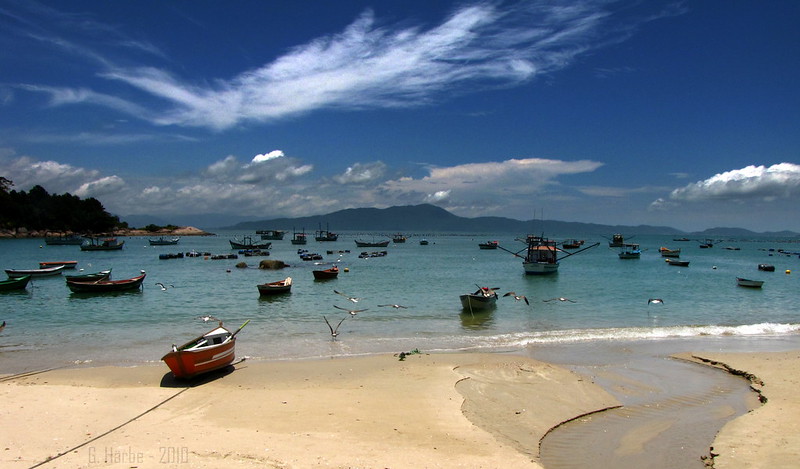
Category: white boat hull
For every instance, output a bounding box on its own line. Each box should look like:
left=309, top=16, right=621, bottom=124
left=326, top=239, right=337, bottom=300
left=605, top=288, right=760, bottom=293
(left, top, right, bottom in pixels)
left=523, top=261, right=559, bottom=275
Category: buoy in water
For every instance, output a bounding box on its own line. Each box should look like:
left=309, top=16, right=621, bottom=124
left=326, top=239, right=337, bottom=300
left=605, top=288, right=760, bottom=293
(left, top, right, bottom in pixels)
left=786, top=270, right=791, bottom=274
left=344, top=267, right=350, bottom=272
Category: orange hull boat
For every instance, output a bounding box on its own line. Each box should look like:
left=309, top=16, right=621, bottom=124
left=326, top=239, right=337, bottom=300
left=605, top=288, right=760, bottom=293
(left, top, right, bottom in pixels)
left=162, top=322, right=247, bottom=379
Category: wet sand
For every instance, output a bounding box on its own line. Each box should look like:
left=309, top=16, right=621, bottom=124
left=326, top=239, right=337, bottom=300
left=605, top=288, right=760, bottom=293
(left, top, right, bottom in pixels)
left=1, top=342, right=798, bottom=468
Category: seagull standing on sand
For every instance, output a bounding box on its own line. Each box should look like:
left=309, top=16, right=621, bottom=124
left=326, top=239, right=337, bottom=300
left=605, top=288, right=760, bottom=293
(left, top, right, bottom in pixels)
left=334, top=290, right=361, bottom=303
left=334, top=305, right=368, bottom=316
left=647, top=298, right=665, bottom=305
left=503, top=292, right=530, bottom=305
left=543, top=297, right=576, bottom=303
left=324, top=315, right=347, bottom=340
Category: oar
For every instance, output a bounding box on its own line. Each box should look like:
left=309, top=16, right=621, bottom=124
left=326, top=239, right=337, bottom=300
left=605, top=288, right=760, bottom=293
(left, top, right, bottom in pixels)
left=230, top=319, right=250, bottom=339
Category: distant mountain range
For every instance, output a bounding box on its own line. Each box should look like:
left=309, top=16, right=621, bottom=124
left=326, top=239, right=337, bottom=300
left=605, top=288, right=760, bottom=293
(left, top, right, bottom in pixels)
left=202, top=204, right=798, bottom=238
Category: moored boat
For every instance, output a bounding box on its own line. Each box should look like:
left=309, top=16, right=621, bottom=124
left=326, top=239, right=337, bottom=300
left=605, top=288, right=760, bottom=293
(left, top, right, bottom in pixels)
left=659, top=247, right=681, bottom=258
left=0, top=275, right=31, bottom=292
left=665, top=259, right=690, bottom=267
left=315, top=224, right=338, bottom=242
left=64, top=269, right=112, bottom=283
left=6, top=265, right=65, bottom=278
left=39, top=260, right=78, bottom=269
left=562, top=239, right=584, bottom=249
left=758, top=264, right=775, bottom=272
left=608, top=233, right=627, bottom=248
left=478, top=240, right=499, bottom=249
left=392, top=234, right=407, bottom=243
left=523, top=235, right=560, bottom=274
left=354, top=239, right=390, bottom=248
left=460, top=287, right=498, bottom=311
left=149, top=237, right=180, bottom=245
left=291, top=229, right=308, bottom=245
left=161, top=320, right=249, bottom=379
left=419, top=239, right=429, bottom=245
left=257, top=229, right=286, bottom=240
left=618, top=244, right=641, bottom=259
left=736, top=277, right=764, bottom=288
left=257, top=277, right=292, bottom=295
left=313, top=266, right=339, bottom=280
left=66, top=272, right=146, bottom=293
left=81, top=237, right=124, bottom=251
left=229, top=236, right=271, bottom=250
left=44, top=233, right=83, bottom=245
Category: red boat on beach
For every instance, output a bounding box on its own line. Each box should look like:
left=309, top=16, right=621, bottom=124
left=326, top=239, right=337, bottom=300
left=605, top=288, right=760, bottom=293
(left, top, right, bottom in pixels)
left=162, top=320, right=249, bottom=379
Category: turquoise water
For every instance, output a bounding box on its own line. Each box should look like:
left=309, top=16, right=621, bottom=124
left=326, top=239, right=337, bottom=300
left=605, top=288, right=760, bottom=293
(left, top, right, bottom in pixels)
left=1, top=232, right=798, bottom=373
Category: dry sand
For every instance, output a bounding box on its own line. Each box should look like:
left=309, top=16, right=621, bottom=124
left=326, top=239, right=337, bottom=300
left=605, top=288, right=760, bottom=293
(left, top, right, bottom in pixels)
left=0, top=350, right=797, bottom=468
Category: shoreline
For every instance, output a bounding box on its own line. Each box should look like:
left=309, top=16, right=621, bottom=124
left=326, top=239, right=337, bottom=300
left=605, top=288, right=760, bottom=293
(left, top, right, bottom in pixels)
left=0, top=226, right=214, bottom=239
left=2, top=345, right=798, bottom=468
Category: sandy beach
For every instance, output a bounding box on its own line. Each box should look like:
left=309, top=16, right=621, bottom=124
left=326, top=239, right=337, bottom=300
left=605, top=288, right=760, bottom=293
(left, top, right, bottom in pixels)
left=1, top=349, right=797, bottom=468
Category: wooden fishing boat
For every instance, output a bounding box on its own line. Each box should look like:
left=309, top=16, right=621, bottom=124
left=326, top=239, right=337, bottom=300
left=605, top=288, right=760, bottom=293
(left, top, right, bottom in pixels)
left=562, top=239, right=584, bottom=249
left=256, top=229, right=286, bottom=240
left=64, top=269, right=112, bottom=282
left=66, top=272, right=146, bottom=293
left=315, top=225, right=338, bottom=242
left=0, top=275, right=31, bottom=291
left=460, top=287, right=498, bottom=311
left=618, top=244, right=641, bottom=259
left=522, top=235, right=561, bottom=274
left=665, top=259, right=690, bottom=267
left=81, top=237, right=124, bottom=251
left=608, top=233, right=627, bottom=248
left=38, top=260, right=78, bottom=269
left=392, top=234, right=407, bottom=243
left=229, top=236, right=271, bottom=250
left=149, top=236, right=180, bottom=245
left=313, top=266, right=339, bottom=280
left=736, top=277, right=764, bottom=288
left=291, top=229, right=308, bottom=245
left=659, top=247, right=681, bottom=258
left=6, top=265, right=65, bottom=278
left=354, top=239, right=390, bottom=247
left=478, top=240, right=499, bottom=249
left=44, top=233, right=83, bottom=245
left=257, top=277, right=292, bottom=295
left=162, top=320, right=249, bottom=379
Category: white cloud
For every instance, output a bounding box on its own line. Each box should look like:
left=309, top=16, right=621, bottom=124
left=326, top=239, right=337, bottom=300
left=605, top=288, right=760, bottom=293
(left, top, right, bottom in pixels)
left=333, top=162, right=387, bottom=184
left=15, top=2, right=653, bottom=130
left=74, top=175, right=126, bottom=198
left=252, top=150, right=285, bottom=163
left=667, top=163, right=800, bottom=202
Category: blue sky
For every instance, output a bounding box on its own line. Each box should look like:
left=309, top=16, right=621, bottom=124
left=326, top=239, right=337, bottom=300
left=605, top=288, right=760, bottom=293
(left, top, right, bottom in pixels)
left=1, top=0, right=798, bottom=232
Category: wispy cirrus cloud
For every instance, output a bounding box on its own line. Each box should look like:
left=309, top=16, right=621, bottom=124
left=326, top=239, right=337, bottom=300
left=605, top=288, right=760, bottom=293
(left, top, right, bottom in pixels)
left=10, top=1, right=674, bottom=131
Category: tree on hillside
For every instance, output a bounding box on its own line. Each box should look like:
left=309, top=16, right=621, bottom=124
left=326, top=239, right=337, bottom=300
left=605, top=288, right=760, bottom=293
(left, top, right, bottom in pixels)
left=0, top=178, right=121, bottom=233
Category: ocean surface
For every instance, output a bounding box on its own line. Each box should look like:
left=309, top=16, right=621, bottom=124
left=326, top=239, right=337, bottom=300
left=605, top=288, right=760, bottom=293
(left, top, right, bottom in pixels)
left=1, top=231, right=799, bottom=373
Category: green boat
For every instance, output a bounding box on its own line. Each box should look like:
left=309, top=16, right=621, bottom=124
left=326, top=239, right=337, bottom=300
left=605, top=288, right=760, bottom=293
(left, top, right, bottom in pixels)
left=0, top=275, right=31, bottom=292
left=64, top=269, right=112, bottom=282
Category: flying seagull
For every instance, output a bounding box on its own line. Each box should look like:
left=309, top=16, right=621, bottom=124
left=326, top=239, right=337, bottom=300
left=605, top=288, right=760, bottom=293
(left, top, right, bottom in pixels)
left=647, top=298, right=665, bottom=305
left=503, top=292, right=530, bottom=305
left=334, top=305, right=369, bottom=316
left=324, top=315, right=347, bottom=340
left=155, top=282, right=175, bottom=291
left=196, top=315, right=221, bottom=323
left=378, top=304, right=409, bottom=309
left=334, top=290, right=361, bottom=303
left=543, top=297, right=576, bottom=303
